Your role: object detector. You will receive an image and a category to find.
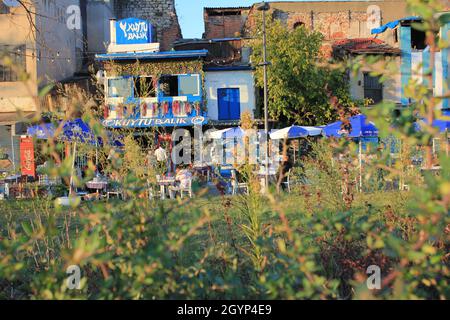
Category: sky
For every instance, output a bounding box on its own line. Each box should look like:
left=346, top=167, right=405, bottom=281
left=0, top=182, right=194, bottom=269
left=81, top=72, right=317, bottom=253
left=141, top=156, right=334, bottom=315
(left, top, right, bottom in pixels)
left=175, top=0, right=306, bottom=39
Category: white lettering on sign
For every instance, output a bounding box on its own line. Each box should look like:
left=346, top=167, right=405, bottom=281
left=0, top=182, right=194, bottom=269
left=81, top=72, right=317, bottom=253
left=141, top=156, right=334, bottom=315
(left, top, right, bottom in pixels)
left=102, top=117, right=206, bottom=128
left=119, top=21, right=148, bottom=41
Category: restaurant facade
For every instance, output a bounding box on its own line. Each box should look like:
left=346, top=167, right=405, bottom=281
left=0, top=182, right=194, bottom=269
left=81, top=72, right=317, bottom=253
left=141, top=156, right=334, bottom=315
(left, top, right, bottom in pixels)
left=96, top=18, right=209, bottom=131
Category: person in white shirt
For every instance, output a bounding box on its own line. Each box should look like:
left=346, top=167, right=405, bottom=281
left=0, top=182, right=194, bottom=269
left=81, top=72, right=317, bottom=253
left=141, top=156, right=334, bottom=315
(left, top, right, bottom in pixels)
left=176, top=166, right=193, bottom=189
left=154, top=145, right=167, bottom=163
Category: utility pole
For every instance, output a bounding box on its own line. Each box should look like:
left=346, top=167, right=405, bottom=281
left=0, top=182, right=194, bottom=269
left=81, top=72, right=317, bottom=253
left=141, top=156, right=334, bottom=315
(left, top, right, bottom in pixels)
left=257, top=1, right=270, bottom=192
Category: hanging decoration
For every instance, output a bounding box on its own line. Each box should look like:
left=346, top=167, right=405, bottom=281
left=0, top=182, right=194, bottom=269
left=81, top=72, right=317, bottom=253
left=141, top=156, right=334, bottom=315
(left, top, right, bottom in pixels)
left=185, top=102, right=192, bottom=116
left=141, top=102, right=148, bottom=117
left=172, top=100, right=180, bottom=116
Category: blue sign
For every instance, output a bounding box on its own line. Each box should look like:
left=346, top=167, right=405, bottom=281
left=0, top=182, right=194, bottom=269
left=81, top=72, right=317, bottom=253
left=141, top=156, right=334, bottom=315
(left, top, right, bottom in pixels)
left=116, top=18, right=152, bottom=45
left=102, top=116, right=208, bottom=128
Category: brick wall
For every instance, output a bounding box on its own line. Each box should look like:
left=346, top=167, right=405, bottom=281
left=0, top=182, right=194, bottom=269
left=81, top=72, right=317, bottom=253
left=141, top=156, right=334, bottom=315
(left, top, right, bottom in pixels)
left=204, top=8, right=250, bottom=39
left=243, top=1, right=409, bottom=57
left=114, top=0, right=182, bottom=50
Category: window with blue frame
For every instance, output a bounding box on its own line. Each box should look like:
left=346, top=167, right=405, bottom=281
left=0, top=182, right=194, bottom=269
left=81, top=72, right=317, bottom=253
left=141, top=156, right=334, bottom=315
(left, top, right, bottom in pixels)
left=108, top=77, right=132, bottom=98
left=107, top=74, right=201, bottom=99
left=159, top=74, right=201, bottom=97
left=179, top=74, right=200, bottom=96
left=133, top=76, right=156, bottom=98
left=159, top=75, right=179, bottom=97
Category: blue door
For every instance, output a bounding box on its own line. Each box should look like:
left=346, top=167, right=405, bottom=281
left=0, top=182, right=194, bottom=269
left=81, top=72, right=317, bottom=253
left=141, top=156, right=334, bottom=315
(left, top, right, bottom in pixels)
left=218, top=88, right=240, bottom=120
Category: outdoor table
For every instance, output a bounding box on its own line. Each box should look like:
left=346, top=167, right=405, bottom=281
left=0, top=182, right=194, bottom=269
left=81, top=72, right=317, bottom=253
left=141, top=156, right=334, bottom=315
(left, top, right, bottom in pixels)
left=157, top=176, right=177, bottom=200
left=254, top=167, right=278, bottom=193
left=86, top=178, right=108, bottom=197
left=420, top=166, right=441, bottom=176
left=4, top=174, right=21, bottom=183
left=193, top=163, right=211, bottom=182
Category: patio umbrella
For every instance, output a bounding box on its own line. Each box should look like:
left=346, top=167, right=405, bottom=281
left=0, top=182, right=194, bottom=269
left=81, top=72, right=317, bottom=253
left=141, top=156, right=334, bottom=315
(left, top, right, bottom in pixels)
left=323, top=114, right=379, bottom=192
left=414, top=118, right=450, bottom=156
left=269, top=125, right=322, bottom=139
left=270, top=126, right=323, bottom=162
left=28, top=119, right=123, bottom=195
left=209, top=127, right=245, bottom=139
left=323, top=114, right=379, bottom=138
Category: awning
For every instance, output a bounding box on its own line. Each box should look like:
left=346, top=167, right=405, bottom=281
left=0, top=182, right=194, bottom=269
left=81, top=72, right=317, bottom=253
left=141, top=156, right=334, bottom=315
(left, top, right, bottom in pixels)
left=95, top=49, right=208, bottom=61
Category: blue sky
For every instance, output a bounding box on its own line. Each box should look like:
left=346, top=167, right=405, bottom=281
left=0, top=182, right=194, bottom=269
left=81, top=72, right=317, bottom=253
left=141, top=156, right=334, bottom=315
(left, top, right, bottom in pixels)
left=175, top=0, right=305, bottom=38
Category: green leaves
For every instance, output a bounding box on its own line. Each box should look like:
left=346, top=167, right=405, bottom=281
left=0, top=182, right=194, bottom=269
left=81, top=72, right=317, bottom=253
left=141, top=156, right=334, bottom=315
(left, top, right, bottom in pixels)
left=250, top=20, right=359, bottom=126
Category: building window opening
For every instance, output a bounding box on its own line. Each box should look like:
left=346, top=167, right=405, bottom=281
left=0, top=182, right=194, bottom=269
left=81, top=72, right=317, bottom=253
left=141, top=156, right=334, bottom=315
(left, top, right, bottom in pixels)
left=159, top=75, right=179, bottom=97
left=411, top=27, right=426, bottom=50
left=0, top=44, right=26, bottom=82
left=293, top=21, right=305, bottom=29
left=363, top=73, right=383, bottom=105
left=134, top=76, right=155, bottom=98
left=108, top=77, right=132, bottom=98
left=179, top=75, right=200, bottom=96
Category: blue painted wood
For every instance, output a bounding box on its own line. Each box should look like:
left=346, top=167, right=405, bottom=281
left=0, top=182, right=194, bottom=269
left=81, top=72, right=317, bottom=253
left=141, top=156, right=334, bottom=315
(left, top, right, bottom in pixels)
left=400, top=26, right=412, bottom=106
left=442, top=23, right=449, bottom=110
left=218, top=88, right=240, bottom=121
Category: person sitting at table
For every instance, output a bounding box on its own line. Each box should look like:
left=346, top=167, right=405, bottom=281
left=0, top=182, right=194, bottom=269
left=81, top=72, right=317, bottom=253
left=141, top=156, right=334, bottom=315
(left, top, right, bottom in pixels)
left=169, top=165, right=193, bottom=198
left=278, top=154, right=293, bottom=191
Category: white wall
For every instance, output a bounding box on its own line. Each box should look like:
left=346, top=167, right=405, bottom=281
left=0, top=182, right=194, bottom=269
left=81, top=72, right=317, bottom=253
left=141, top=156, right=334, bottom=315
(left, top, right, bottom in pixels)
left=205, top=70, right=256, bottom=121
left=349, top=56, right=402, bottom=104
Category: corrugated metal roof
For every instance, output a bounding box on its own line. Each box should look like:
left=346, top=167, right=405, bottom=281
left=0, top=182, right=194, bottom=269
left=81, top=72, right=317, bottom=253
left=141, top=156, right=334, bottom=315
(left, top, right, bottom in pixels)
left=95, top=50, right=208, bottom=61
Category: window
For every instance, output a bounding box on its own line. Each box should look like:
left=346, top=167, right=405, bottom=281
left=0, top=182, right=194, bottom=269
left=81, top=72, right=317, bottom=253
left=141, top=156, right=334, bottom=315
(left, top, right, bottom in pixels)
left=411, top=27, right=426, bottom=50
left=134, top=76, right=155, bottom=98
left=363, top=73, right=383, bottom=105
left=159, top=75, right=179, bottom=97
left=0, top=45, right=26, bottom=82
left=179, top=75, right=200, bottom=96
left=293, top=21, right=305, bottom=29
left=108, top=77, right=132, bottom=98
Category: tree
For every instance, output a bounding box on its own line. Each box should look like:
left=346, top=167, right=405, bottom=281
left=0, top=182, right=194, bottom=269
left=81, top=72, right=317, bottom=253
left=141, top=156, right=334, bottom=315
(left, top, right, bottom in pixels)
left=249, top=19, right=362, bottom=126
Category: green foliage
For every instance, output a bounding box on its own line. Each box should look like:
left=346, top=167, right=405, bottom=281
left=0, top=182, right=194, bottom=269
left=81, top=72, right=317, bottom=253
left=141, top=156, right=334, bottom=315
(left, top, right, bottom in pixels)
left=249, top=19, right=361, bottom=126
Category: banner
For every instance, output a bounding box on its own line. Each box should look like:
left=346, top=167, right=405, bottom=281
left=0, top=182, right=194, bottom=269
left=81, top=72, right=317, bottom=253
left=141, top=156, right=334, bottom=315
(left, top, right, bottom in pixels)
left=20, top=136, right=35, bottom=177
left=102, top=116, right=208, bottom=128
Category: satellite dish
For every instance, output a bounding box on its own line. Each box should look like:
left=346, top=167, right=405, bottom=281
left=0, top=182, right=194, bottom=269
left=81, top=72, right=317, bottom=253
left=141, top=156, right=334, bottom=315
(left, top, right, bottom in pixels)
left=2, top=0, right=20, bottom=7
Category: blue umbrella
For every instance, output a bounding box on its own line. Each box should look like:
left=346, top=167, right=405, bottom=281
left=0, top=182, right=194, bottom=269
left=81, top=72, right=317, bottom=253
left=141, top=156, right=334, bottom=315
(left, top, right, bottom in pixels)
left=210, top=127, right=245, bottom=139
left=323, top=114, right=379, bottom=138
left=270, top=126, right=322, bottom=139
left=27, top=119, right=123, bottom=147
left=323, top=114, right=379, bottom=193
left=414, top=118, right=450, bottom=133
left=431, top=119, right=450, bottom=133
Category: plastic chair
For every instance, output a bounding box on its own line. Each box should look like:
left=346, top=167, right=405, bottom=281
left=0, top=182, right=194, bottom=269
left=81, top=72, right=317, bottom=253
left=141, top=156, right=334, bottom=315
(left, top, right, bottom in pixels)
left=231, top=170, right=249, bottom=195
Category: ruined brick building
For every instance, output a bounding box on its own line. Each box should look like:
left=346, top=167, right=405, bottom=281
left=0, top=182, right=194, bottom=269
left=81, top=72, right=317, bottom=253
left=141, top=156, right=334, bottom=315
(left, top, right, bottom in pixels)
left=182, top=1, right=410, bottom=64
left=203, top=7, right=252, bottom=39
left=242, top=0, right=408, bottom=57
